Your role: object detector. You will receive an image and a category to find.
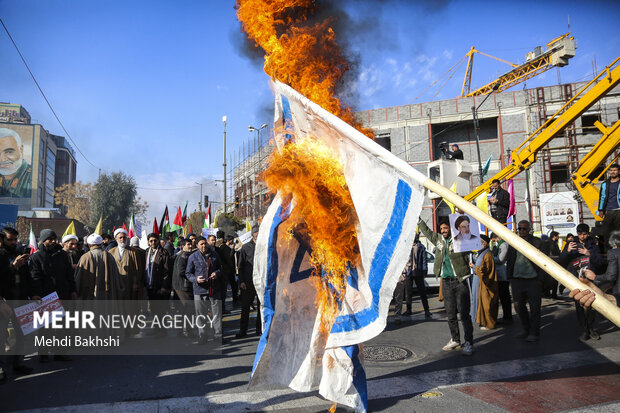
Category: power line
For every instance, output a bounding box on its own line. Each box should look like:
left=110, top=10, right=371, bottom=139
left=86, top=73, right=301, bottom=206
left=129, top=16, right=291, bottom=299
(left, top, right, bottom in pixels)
left=137, top=185, right=198, bottom=190
left=0, top=17, right=100, bottom=171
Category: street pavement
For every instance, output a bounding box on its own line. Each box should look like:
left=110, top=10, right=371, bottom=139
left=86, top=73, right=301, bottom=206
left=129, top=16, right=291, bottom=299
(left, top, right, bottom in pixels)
left=2, top=291, right=619, bottom=412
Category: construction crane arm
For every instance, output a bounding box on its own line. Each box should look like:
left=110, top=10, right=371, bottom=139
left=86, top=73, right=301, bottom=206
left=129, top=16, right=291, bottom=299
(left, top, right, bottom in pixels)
left=465, top=57, right=620, bottom=203
left=571, top=119, right=620, bottom=221
left=462, top=33, right=575, bottom=98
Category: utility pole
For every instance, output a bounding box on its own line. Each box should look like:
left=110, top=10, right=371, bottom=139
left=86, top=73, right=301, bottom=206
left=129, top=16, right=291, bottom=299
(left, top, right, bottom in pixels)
left=223, top=115, right=227, bottom=213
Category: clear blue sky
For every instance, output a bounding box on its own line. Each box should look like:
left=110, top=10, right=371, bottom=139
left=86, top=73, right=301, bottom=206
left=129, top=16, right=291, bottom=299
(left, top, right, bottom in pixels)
left=1, top=0, right=619, bottom=226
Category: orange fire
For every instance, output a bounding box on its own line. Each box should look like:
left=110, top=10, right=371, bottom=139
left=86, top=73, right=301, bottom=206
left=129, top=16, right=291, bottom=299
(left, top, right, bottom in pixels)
left=235, top=0, right=373, bottom=138
left=263, top=138, right=360, bottom=334
left=238, top=0, right=364, bottom=354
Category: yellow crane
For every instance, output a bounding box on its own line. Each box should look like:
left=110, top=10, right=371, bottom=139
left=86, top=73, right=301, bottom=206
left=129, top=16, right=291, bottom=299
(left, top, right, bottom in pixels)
left=460, top=33, right=576, bottom=97
left=465, top=57, right=620, bottom=204
left=571, top=119, right=620, bottom=221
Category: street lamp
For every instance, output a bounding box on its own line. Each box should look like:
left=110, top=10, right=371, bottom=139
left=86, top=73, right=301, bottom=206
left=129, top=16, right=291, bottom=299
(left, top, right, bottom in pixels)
left=223, top=115, right=227, bottom=213
left=195, top=182, right=203, bottom=211
left=471, top=82, right=501, bottom=184
left=248, top=123, right=268, bottom=219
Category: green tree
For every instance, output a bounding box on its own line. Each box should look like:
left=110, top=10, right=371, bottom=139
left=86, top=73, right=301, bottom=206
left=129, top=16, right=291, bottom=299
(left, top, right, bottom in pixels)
left=90, top=172, right=140, bottom=231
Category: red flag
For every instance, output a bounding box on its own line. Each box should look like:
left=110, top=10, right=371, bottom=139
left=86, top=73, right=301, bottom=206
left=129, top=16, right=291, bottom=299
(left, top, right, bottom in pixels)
left=153, top=217, right=159, bottom=236
left=189, top=224, right=193, bottom=234
left=122, top=222, right=128, bottom=232
left=203, top=203, right=211, bottom=228
left=170, top=206, right=183, bottom=231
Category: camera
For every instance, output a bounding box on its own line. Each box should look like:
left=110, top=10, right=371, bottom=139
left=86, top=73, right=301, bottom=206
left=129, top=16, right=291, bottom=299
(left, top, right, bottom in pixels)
left=439, top=141, right=449, bottom=158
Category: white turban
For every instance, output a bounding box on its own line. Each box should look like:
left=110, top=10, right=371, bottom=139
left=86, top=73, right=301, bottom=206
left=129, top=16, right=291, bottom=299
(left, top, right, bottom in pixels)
left=114, top=228, right=128, bottom=238
left=62, top=234, right=78, bottom=244
left=87, top=233, right=103, bottom=245
left=129, top=236, right=140, bottom=247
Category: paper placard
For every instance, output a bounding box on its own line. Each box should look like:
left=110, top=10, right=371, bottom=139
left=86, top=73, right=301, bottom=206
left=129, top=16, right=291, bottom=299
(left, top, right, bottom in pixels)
left=202, top=227, right=218, bottom=237
left=238, top=230, right=253, bottom=245
left=13, top=292, right=65, bottom=335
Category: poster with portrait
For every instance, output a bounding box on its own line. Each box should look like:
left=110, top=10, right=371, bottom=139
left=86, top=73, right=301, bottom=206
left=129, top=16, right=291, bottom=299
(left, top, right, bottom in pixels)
left=0, top=126, right=33, bottom=198
left=449, top=213, right=482, bottom=253
left=539, top=191, right=579, bottom=236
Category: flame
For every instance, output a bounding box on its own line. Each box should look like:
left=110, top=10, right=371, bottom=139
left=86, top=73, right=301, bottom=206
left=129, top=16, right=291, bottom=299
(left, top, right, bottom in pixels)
left=328, top=402, right=338, bottom=413
left=236, top=0, right=373, bottom=138
left=263, top=138, right=360, bottom=335
left=237, top=1, right=367, bottom=338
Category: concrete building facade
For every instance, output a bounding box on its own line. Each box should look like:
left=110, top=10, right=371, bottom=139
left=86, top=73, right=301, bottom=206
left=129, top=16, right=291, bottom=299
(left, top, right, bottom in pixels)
left=354, top=80, right=620, bottom=233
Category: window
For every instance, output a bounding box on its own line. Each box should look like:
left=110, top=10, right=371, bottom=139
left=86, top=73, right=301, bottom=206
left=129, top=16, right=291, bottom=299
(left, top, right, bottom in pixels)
left=581, top=113, right=601, bottom=130
left=550, top=164, right=569, bottom=185
left=426, top=251, right=435, bottom=263
left=375, top=132, right=391, bottom=151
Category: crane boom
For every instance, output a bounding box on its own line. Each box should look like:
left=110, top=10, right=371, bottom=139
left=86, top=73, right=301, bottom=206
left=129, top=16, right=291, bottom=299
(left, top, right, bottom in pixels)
left=571, top=119, right=620, bottom=221
left=460, top=33, right=575, bottom=98
left=465, top=56, right=620, bottom=202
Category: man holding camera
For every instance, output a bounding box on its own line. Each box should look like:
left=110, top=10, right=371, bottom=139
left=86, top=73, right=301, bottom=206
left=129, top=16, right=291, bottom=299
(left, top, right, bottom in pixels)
left=559, top=223, right=605, bottom=340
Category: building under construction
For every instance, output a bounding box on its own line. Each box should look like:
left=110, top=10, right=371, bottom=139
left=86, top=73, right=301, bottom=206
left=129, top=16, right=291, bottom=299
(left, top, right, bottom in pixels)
left=353, top=74, right=620, bottom=233
left=233, top=46, right=620, bottom=235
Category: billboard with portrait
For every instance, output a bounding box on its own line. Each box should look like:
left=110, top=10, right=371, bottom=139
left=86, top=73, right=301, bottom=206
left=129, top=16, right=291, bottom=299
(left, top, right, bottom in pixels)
left=449, top=213, right=482, bottom=253
left=0, top=126, right=33, bottom=198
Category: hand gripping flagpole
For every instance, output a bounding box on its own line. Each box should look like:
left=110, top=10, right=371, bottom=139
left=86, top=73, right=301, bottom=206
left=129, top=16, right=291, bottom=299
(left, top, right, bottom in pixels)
left=274, top=80, right=620, bottom=328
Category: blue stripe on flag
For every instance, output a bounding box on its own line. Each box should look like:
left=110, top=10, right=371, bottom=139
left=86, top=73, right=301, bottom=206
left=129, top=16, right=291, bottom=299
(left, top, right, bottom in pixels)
left=347, top=266, right=359, bottom=290
left=281, top=96, right=294, bottom=143
left=331, top=179, right=411, bottom=333
left=252, top=203, right=291, bottom=374
left=343, top=344, right=368, bottom=410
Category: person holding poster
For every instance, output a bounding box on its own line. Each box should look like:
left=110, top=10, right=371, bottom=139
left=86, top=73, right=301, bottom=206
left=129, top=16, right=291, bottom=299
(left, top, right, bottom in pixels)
left=450, top=214, right=482, bottom=253
left=418, top=218, right=474, bottom=355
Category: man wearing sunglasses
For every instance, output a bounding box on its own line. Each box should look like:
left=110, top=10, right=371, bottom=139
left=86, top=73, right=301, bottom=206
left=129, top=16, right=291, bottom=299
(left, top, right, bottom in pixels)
left=506, top=221, right=544, bottom=342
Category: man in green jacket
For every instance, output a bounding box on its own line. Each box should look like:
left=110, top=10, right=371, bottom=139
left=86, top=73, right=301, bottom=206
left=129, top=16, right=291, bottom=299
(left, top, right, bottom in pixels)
left=419, top=218, right=474, bottom=355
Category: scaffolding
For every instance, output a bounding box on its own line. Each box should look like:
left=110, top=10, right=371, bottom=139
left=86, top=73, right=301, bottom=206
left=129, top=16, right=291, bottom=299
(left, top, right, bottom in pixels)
left=231, top=129, right=274, bottom=222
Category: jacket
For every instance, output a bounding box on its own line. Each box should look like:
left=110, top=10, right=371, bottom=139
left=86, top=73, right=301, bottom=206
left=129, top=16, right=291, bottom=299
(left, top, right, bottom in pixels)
left=237, top=240, right=256, bottom=286
left=506, top=234, right=543, bottom=279
left=490, top=187, right=510, bottom=218
left=185, top=248, right=222, bottom=296
left=29, top=244, right=77, bottom=300
left=0, top=248, right=15, bottom=300
left=596, top=247, right=620, bottom=307
left=410, top=242, right=428, bottom=277
left=492, top=240, right=509, bottom=281
left=598, top=178, right=620, bottom=212
left=418, top=219, right=470, bottom=281
left=145, top=247, right=171, bottom=292
left=558, top=235, right=605, bottom=277
left=172, top=250, right=192, bottom=292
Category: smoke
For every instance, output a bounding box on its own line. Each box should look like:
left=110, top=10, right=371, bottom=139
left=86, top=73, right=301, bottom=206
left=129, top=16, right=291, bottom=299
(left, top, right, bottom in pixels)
left=232, top=0, right=451, bottom=113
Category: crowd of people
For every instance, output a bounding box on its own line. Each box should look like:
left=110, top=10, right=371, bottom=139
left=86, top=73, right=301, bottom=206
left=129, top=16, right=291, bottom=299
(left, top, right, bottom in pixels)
left=393, top=217, right=620, bottom=357
left=0, top=224, right=262, bottom=382
left=1, top=165, right=620, bottom=383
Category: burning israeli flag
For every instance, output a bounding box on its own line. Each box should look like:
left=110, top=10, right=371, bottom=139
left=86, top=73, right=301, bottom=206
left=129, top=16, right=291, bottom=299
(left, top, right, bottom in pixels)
left=249, top=81, right=425, bottom=412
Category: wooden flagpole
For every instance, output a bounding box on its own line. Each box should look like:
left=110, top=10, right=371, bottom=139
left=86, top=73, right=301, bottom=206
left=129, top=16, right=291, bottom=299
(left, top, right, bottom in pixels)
left=423, top=178, right=620, bottom=328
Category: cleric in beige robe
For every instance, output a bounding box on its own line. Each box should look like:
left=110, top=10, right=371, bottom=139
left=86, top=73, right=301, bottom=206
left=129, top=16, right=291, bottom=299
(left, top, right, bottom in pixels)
left=472, top=235, right=499, bottom=330
left=108, top=228, right=143, bottom=300
left=74, top=233, right=124, bottom=300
